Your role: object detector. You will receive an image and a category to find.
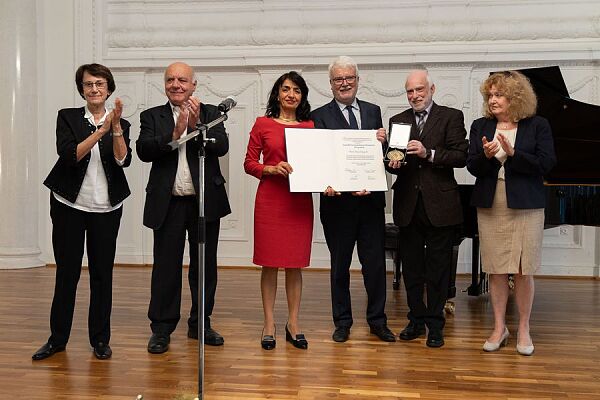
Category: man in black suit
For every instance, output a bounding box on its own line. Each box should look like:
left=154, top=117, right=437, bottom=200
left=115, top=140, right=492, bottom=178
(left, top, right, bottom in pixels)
left=311, top=56, right=395, bottom=343
left=387, top=69, right=468, bottom=347
left=137, top=62, right=231, bottom=354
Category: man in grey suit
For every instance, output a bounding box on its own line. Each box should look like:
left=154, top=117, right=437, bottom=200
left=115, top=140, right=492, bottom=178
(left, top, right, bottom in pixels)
left=311, top=56, right=395, bottom=343
left=387, top=69, right=468, bottom=347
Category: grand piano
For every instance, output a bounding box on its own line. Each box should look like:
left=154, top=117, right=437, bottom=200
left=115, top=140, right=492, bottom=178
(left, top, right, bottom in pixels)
left=464, top=66, right=600, bottom=296
left=387, top=66, right=600, bottom=300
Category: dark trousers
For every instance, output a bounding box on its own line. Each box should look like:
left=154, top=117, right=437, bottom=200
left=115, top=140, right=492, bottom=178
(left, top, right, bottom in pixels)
left=398, top=194, right=455, bottom=331
left=320, top=201, right=387, bottom=328
left=49, top=194, right=122, bottom=347
left=148, top=196, right=220, bottom=335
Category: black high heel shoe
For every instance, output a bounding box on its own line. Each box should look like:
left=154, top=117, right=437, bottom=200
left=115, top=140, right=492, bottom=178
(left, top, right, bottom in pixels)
left=285, top=324, right=308, bottom=350
left=261, top=327, right=276, bottom=350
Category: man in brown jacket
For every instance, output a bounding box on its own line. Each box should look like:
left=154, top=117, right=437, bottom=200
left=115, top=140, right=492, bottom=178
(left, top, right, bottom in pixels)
left=387, top=69, right=468, bottom=348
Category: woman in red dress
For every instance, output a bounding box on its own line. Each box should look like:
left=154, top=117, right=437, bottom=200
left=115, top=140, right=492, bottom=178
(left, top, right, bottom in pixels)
left=244, top=71, right=314, bottom=350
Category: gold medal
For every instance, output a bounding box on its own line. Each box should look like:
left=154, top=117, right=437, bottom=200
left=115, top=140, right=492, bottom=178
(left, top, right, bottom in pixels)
left=387, top=150, right=405, bottom=161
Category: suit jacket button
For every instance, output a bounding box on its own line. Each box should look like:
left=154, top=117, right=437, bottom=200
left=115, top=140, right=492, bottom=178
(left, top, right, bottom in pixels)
left=414, top=185, right=418, bottom=190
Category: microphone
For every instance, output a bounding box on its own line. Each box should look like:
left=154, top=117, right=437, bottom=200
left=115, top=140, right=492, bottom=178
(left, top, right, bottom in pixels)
left=217, top=96, right=237, bottom=113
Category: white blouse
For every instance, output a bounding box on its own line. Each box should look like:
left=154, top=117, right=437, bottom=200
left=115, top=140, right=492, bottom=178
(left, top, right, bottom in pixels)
left=494, top=127, right=517, bottom=180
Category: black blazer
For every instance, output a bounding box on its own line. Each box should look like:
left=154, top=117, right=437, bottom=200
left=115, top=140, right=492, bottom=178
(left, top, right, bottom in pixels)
left=467, top=115, right=556, bottom=209
left=311, top=99, right=386, bottom=213
left=136, top=102, right=231, bottom=229
left=387, top=103, right=468, bottom=227
left=43, top=107, right=132, bottom=206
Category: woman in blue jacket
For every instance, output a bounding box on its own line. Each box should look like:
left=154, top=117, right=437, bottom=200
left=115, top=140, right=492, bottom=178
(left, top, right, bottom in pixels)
left=467, top=71, right=556, bottom=356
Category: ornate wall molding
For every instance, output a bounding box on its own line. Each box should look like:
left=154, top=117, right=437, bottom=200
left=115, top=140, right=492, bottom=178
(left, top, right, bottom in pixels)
left=60, top=0, right=600, bottom=275
left=90, top=0, right=600, bottom=67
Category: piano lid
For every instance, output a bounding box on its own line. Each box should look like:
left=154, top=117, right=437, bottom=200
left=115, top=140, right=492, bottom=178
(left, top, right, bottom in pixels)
left=501, top=67, right=600, bottom=184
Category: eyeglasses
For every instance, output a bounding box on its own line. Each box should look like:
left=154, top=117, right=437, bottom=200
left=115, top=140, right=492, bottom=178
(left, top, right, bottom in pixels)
left=331, top=75, right=357, bottom=85
left=82, top=80, right=107, bottom=90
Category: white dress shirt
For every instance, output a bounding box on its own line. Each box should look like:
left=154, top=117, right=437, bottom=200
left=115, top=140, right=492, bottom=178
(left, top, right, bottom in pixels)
left=414, top=102, right=435, bottom=162
left=171, top=103, right=196, bottom=196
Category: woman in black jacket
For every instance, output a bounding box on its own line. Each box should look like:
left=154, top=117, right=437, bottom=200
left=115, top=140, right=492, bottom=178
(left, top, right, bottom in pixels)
left=33, top=63, right=132, bottom=361
left=467, top=71, right=556, bottom=356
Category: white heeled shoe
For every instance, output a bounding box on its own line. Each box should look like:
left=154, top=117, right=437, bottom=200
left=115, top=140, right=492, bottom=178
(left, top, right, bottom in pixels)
left=483, top=327, right=510, bottom=352
left=516, top=342, right=534, bottom=356
left=516, top=331, right=535, bottom=356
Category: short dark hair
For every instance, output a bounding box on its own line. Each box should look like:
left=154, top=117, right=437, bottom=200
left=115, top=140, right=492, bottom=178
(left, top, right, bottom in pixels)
left=265, top=71, right=311, bottom=121
left=75, top=63, right=116, bottom=99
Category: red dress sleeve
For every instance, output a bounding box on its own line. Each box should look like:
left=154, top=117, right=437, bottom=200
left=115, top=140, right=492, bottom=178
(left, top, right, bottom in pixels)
left=244, top=117, right=265, bottom=179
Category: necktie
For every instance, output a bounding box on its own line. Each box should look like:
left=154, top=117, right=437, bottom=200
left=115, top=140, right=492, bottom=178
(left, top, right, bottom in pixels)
left=415, top=110, right=427, bottom=136
left=346, top=105, right=359, bottom=129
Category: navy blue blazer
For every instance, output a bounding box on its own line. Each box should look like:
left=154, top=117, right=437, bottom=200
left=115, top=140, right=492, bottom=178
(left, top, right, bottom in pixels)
left=311, top=99, right=385, bottom=213
left=467, top=116, right=556, bottom=209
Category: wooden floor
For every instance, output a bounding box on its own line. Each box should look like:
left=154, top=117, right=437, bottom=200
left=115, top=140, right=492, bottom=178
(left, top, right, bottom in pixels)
left=1, top=267, right=600, bottom=400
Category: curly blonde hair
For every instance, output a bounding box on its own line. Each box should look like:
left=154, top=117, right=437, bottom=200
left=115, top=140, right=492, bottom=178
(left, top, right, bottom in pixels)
left=480, top=71, right=537, bottom=121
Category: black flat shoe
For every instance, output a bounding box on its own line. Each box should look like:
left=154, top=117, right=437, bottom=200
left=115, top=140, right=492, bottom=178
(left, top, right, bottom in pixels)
left=370, top=324, right=396, bottom=342
left=261, top=327, right=276, bottom=350
left=187, top=326, right=198, bottom=340
left=285, top=324, right=308, bottom=350
left=188, top=327, right=224, bottom=345
left=93, top=342, right=112, bottom=360
left=332, top=326, right=350, bottom=343
left=426, top=330, right=444, bottom=348
left=147, top=333, right=170, bottom=354
left=32, top=342, right=66, bottom=361
left=204, top=327, right=224, bottom=346
left=399, top=322, right=426, bottom=341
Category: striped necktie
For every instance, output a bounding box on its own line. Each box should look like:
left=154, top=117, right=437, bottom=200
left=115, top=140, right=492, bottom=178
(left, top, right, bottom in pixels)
left=415, top=110, right=427, bottom=136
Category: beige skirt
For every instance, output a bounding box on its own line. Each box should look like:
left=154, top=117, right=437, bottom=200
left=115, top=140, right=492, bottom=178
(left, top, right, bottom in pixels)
left=477, top=180, right=544, bottom=275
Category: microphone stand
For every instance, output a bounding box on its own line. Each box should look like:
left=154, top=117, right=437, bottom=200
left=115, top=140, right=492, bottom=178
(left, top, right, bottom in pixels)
left=168, top=111, right=229, bottom=400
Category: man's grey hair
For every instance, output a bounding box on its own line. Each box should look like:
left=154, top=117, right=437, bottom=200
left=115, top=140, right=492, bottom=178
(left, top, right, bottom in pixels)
left=407, top=68, right=435, bottom=88
left=328, top=56, right=360, bottom=79
left=424, top=69, right=434, bottom=87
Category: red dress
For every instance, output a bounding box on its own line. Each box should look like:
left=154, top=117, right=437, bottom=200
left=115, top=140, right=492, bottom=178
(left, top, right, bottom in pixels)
left=244, top=116, right=314, bottom=268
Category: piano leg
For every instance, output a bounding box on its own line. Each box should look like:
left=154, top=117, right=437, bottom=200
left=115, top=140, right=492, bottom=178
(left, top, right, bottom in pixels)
left=384, top=223, right=402, bottom=290
left=468, top=235, right=487, bottom=296
left=393, top=244, right=402, bottom=290
left=444, top=242, right=460, bottom=314
left=448, top=243, right=459, bottom=299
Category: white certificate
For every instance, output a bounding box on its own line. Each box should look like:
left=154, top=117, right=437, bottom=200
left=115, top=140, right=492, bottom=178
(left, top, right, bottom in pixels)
left=285, top=128, right=388, bottom=193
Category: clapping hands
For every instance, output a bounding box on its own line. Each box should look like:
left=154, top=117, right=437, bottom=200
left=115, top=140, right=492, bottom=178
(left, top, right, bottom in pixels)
left=482, top=133, right=514, bottom=159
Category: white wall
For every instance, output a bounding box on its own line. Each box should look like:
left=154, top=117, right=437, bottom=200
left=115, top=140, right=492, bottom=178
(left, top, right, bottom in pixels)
left=37, top=0, right=76, bottom=267
left=35, top=0, right=600, bottom=276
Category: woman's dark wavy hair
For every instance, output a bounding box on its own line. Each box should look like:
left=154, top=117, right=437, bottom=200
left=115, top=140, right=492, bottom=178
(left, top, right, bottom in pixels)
left=265, top=71, right=311, bottom=121
left=75, top=63, right=116, bottom=99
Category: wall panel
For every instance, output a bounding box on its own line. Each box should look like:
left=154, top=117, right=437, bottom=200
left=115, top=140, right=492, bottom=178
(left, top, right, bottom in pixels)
left=35, top=1, right=600, bottom=275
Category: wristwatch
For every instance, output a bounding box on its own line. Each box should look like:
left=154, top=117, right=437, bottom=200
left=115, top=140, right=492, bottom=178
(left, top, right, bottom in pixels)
left=425, top=148, right=432, bottom=160
left=112, top=130, right=123, bottom=137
